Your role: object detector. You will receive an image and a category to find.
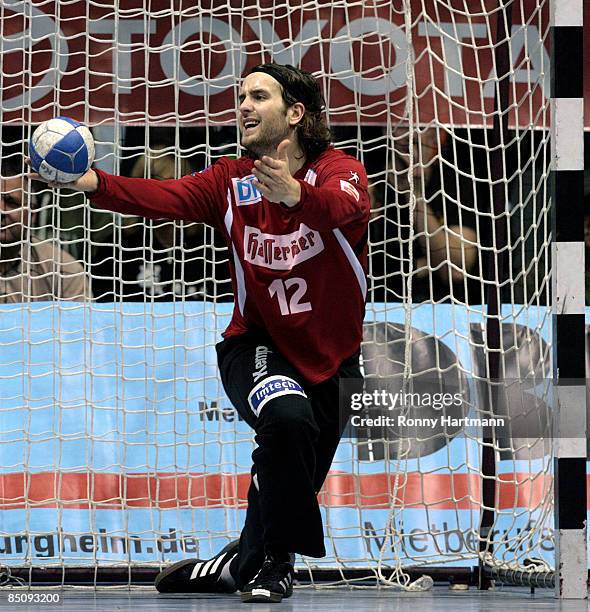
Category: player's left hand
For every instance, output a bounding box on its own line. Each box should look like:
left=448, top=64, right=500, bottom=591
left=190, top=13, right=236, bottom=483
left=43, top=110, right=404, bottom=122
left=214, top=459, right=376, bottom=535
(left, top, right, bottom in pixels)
left=251, top=140, right=301, bottom=207
left=24, top=157, right=99, bottom=192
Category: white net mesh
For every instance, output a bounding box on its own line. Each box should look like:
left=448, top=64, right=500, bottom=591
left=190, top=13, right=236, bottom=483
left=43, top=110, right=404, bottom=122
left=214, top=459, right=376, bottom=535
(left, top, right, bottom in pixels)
left=0, top=0, right=556, bottom=589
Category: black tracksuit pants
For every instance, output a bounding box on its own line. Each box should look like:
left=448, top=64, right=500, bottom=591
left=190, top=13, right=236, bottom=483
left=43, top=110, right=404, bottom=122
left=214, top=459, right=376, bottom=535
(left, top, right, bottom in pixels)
left=216, top=329, right=362, bottom=590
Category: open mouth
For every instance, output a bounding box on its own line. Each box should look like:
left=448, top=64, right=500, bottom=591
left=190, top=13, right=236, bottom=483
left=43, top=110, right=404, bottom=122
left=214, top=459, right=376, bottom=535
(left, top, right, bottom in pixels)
left=243, top=119, right=260, bottom=133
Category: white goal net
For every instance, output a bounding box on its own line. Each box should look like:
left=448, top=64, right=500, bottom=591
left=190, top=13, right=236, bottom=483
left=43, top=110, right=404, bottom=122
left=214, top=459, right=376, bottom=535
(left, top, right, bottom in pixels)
left=0, top=0, right=558, bottom=589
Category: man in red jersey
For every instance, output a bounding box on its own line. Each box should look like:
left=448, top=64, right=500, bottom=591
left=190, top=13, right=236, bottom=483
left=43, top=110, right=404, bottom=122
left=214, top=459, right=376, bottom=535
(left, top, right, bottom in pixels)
left=29, top=63, right=370, bottom=604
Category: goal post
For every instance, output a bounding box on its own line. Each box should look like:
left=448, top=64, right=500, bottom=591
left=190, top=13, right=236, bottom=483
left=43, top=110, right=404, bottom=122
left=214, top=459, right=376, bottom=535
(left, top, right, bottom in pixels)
left=0, top=0, right=587, bottom=597
left=550, top=0, right=587, bottom=600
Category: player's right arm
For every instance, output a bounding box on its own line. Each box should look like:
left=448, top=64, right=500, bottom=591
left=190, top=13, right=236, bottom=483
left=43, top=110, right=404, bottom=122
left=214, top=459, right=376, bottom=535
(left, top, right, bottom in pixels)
left=27, top=160, right=226, bottom=228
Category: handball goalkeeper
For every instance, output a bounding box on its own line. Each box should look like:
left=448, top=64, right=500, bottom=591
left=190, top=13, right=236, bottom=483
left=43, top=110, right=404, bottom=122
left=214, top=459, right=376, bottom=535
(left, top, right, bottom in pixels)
left=29, top=62, right=369, bottom=604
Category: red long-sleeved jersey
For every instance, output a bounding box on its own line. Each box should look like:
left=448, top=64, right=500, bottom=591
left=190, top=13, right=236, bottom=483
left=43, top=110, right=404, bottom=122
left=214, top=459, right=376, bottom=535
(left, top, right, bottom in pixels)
left=89, top=146, right=370, bottom=384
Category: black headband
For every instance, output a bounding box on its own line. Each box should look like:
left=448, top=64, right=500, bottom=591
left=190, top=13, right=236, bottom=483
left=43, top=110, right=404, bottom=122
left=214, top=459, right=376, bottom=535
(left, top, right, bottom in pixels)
left=250, top=64, right=325, bottom=113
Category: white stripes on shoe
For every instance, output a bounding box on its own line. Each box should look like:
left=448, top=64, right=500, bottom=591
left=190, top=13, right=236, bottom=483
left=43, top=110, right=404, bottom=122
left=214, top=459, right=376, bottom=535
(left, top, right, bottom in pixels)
left=210, top=551, right=232, bottom=575
left=190, top=551, right=230, bottom=580
left=190, top=561, right=205, bottom=580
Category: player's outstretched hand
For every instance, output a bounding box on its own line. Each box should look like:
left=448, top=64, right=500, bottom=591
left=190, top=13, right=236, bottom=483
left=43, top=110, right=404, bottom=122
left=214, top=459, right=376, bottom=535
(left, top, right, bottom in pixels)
left=24, top=157, right=99, bottom=192
left=251, top=139, right=301, bottom=207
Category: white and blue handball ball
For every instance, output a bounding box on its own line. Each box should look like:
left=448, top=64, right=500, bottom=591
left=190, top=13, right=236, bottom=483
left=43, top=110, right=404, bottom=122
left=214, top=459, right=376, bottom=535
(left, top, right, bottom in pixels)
left=29, top=117, right=95, bottom=183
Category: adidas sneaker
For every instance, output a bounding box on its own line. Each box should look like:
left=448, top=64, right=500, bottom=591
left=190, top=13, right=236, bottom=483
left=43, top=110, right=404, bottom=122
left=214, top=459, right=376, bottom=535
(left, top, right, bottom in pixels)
left=155, top=539, right=239, bottom=594
left=241, top=552, right=294, bottom=603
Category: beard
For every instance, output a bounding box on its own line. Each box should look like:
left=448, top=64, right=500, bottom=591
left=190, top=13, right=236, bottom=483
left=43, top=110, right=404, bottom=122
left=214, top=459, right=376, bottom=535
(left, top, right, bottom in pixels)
left=241, top=118, right=293, bottom=159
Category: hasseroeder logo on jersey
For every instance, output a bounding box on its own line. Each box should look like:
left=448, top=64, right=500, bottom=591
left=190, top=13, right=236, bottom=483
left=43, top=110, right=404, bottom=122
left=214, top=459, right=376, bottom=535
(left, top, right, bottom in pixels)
left=244, top=224, right=324, bottom=270
left=233, top=175, right=262, bottom=206
left=248, top=375, right=307, bottom=417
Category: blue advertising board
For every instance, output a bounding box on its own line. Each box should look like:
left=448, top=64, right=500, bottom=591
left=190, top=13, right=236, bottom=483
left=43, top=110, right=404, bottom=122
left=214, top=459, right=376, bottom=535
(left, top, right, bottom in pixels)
left=0, top=302, right=562, bottom=567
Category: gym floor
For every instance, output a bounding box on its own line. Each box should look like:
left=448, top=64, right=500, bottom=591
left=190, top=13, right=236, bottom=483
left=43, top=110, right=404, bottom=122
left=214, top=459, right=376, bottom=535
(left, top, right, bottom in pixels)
left=0, top=586, right=588, bottom=612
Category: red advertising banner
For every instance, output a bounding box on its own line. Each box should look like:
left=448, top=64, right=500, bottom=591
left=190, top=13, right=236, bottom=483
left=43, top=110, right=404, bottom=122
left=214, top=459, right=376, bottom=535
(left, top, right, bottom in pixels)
left=0, top=471, right=553, bottom=511
left=1, top=1, right=588, bottom=127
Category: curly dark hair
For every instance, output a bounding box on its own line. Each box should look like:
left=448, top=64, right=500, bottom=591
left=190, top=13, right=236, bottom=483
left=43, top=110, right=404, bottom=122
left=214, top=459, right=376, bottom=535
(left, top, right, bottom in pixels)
left=250, top=63, right=332, bottom=161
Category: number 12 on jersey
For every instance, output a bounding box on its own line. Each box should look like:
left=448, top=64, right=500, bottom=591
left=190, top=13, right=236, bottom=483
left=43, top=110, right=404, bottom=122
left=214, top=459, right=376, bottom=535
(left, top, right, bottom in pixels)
left=268, top=278, right=312, bottom=315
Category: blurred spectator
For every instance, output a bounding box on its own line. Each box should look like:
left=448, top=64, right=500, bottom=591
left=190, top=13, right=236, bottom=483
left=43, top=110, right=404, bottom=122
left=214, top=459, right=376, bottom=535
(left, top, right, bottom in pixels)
left=507, top=130, right=550, bottom=305
left=91, top=148, right=232, bottom=301
left=0, top=159, right=90, bottom=302
left=585, top=172, right=590, bottom=305
left=369, top=127, right=482, bottom=304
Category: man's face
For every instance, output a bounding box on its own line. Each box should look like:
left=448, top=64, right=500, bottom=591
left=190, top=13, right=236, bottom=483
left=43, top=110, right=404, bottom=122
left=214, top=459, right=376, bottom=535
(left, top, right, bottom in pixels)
left=0, top=175, right=29, bottom=244
left=237, top=72, right=294, bottom=157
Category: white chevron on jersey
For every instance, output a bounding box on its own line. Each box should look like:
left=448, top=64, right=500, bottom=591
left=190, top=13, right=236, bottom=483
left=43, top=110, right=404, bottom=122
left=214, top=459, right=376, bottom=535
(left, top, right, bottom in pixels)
left=304, top=168, right=317, bottom=185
